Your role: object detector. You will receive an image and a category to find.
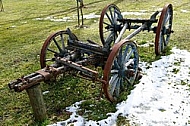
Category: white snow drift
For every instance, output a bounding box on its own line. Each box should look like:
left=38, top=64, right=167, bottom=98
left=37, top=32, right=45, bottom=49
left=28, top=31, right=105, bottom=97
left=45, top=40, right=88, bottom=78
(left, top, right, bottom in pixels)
left=48, top=47, right=190, bottom=126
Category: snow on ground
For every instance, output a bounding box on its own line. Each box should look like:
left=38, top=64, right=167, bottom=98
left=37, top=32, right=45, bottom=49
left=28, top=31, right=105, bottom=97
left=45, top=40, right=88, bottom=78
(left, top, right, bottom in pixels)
left=48, top=47, right=190, bottom=126
left=35, top=11, right=149, bottom=22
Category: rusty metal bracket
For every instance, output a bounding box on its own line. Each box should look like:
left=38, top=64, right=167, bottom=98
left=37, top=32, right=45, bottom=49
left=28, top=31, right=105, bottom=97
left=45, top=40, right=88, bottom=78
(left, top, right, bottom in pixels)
left=36, top=66, right=58, bottom=81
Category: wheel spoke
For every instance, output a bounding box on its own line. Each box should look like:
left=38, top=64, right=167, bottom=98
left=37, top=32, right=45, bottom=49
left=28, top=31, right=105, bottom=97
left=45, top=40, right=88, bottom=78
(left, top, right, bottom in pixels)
left=114, top=32, right=118, bottom=42
left=118, top=47, right=123, bottom=64
left=47, top=48, right=58, bottom=54
left=164, top=13, right=169, bottom=25
left=120, top=77, right=124, bottom=90
left=125, top=59, right=134, bottom=68
left=162, top=35, right=166, bottom=47
left=114, top=7, right=119, bottom=22
left=109, top=7, right=114, bottom=24
left=109, top=74, right=119, bottom=95
left=115, top=78, right=121, bottom=97
left=111, top=69, right=118, bottom=74
left=124, top=49, right=133, bottom=63
left=122, top=45, right=129, bottom=61
left=105, top=31, right=114, bottom=43
left=60, top=34, right=65, bottom=51
left=103, top=29, right=110, bottom=34
left=106, top=12, right=113, bottom=25
left=103, top=22, right=112, bottom=29
left=53, top=38, right=63, bottom=53
left=159, top=33, right=162, bottom=51
left=114, top=59, right=120, bottom=69
left=124, top=76, right=132, bottom=84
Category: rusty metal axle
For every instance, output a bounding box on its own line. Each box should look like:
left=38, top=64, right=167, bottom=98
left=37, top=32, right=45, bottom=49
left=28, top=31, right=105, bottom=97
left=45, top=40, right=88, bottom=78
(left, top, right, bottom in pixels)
left=8, top=57, right=99, bottom=92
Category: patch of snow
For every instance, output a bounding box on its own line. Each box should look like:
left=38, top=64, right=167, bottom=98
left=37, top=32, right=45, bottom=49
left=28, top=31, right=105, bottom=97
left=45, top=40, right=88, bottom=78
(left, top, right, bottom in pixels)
left=34, top=13, right=100, bottom=22
left=122, top=11, right=147, bottom=16
left=139, top=10, right=147, bottom=13
left=83, top=13, right=100, bottom=19
left=43, top=91, right=49, bottom=95
left=181, top=10, right=189, bottom=13
left=138, top=42, right=154, bottom=47
left=35, top=11, right=152, bottom=22
left=21, top=21, right=27, bottom=24
left=10, top=25, right=16, bottom=28
left=48, top=47, right=190, bottom=126
left=35, top=16, right=72, bottom=22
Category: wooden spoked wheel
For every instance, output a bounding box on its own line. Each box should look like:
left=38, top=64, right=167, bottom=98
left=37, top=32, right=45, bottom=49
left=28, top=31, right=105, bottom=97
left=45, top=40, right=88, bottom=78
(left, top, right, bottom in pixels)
left=103, top=40, right=139, bottom=102
left=99, top=4, right=123, bottom=49
left=155, top=4, right=173, bottom=55
left=40, top=30, right=78, bottom=68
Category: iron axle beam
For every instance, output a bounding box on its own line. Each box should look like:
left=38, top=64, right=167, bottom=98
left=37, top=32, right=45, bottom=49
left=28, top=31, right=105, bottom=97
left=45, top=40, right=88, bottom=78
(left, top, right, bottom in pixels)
left=8, top=56, right=100, bottom=92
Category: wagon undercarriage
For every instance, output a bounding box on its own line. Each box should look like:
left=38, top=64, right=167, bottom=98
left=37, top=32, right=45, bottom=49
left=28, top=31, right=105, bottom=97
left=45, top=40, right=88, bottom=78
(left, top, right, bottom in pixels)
left=8, top=3, right=174, bottom=121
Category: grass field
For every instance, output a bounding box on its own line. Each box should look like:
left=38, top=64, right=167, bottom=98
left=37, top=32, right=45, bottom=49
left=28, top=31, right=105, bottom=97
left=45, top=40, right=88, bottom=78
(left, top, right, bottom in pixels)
left=0, top=0, right=190, bottom=125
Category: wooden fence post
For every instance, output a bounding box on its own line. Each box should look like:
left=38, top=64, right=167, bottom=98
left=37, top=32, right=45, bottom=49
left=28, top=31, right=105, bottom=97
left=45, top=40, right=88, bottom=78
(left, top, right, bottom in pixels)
left=0, top=0, right=4, bottom=12
left=26, top=84, right=47, bottom=122
left=76, top=0, right=84, bottom=27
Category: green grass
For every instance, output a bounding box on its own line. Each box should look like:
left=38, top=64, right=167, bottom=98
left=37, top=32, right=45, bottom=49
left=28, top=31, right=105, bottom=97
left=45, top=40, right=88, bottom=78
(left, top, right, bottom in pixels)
left=0, top=0, right=190, bottom=125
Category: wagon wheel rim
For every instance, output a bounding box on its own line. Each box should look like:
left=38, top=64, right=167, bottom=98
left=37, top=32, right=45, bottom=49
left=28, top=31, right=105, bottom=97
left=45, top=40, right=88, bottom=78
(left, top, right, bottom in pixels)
left=103, top=40, right=139, bottom=102
left=99, top=4, right=123, bottom=49
left=155, top=4, right=173, bottom=55
left=40, top=30, right=78, bottom=68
